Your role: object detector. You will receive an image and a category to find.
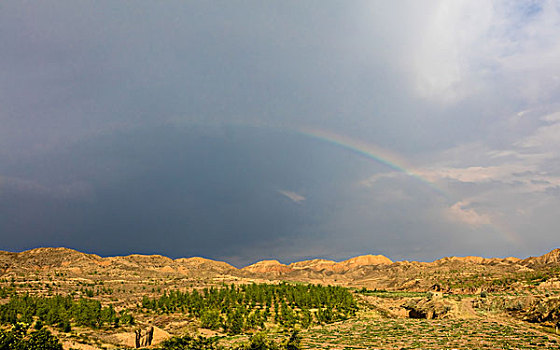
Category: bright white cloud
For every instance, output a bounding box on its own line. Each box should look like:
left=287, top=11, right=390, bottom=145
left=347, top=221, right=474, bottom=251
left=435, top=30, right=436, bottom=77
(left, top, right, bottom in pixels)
left=447, top=200, right=492, bottom=227
left=411, top=1, right=494, bottom=103
left=409, top=0, right=560, bottom=104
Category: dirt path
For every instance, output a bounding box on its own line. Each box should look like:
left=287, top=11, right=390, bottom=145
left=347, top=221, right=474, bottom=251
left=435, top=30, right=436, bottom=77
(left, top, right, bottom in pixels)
left=487, top=313, right=560, bottom=340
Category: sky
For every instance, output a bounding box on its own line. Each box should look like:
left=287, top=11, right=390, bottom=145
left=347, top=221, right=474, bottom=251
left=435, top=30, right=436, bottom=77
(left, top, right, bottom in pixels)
left=1, top=1, right=560, bottom=266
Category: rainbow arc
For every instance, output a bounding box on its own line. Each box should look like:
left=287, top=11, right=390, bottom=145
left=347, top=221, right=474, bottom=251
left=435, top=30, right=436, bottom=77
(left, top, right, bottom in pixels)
left=298, top=128, right=449, bottom=199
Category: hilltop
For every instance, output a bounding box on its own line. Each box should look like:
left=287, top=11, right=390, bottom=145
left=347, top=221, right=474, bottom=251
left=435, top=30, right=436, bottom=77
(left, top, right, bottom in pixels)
left=1, top=247, right=559, bottom=292
left=1, top=247, right=560, bottom=349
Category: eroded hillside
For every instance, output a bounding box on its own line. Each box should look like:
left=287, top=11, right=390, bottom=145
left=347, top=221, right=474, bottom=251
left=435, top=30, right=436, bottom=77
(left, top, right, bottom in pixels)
left=1, top=247, right=560, bottom=349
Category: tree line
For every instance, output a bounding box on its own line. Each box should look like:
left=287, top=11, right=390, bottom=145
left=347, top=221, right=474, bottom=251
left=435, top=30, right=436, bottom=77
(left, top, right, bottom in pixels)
left=142, top=283, right=357, bottom=334
left=0, top=293, right=134, bottom=331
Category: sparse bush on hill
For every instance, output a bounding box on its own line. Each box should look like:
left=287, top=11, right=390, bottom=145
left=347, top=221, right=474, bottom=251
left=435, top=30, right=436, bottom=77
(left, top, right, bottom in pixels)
left=238, top=331, right=278, bottom=350
left=156, top=334, right=220, bottom=350
left=152, top=330, right=301, bottom=350
left=0, top=287, right=15, bottom=299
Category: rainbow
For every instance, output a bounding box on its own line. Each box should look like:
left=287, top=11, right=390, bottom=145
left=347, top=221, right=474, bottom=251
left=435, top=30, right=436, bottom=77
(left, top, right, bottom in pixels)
left=189, top=121, right=522, bottom=246
left=297, top=128, right=449, bottom=199
left=295, top=127, right=523, bottom=246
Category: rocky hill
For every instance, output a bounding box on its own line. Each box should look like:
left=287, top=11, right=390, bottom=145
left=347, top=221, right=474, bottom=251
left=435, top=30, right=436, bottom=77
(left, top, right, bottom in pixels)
left=521, top=248, right=560, bottom=266
left=241, top=260, right=292, bottom=274
left=1, top=247, right=559, bottom=292
left=0, top=247, right=236, bottom=281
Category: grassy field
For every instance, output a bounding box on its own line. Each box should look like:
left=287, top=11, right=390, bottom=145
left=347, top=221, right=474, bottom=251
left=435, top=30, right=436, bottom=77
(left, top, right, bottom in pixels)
left=301, top=316, right=560, bottom=350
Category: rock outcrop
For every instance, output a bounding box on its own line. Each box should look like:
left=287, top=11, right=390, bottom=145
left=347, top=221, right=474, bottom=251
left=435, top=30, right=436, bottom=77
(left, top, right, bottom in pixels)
left=522, top=248, right=560, bottom=266
left=241, top=260, right=292, bottom=274
left=404, top=295, right=457, bottom=319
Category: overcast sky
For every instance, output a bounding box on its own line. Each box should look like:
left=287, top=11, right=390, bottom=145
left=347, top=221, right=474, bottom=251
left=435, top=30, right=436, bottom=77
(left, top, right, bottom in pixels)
left=1, top=1, right=560, bottom=266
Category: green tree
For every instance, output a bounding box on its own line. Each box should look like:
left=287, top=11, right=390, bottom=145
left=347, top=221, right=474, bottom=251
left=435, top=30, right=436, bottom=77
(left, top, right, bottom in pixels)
left=284, top=330, right=301, bottom=350
left=160, top=334, right=219, bottom=350
left=241, top=331, right=278, bottom=350
left=0, top=324, right=62, bottom=350
left=200, top=309, right=222, bottom=330
left=25, top=328, right=63, bottom=350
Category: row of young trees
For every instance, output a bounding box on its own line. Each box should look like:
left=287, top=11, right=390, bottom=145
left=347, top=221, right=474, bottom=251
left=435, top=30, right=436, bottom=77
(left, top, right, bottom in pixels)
left=0, top=294, right=134, bottom=331
left=0, top=323, right=62, bottom=350
left=142, top=283, right=357, bottom=334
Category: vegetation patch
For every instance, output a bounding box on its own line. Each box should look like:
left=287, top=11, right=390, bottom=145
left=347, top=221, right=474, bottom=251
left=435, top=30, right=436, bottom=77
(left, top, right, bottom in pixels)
left=142, top=283, right=358, bottom=334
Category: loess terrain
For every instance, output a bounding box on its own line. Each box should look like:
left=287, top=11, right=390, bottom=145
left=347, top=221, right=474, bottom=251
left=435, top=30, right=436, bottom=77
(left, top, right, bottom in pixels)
left=1, top=247, right=560, bottom=349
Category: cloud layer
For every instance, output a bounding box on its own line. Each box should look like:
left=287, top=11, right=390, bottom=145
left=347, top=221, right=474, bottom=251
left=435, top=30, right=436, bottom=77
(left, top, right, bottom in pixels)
left=1, top=1, right=560, bottom=265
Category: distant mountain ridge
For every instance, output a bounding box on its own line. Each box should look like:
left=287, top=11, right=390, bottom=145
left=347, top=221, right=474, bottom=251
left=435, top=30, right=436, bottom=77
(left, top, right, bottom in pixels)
left=1, top=247, right=559, bottom=291
left=0, top=248, right=395, bottom=273
left=241, top=254, right=393, bottom=274
left=1, top=246, right=559, bottom=270
left=0, top=247, right=237, bottom=276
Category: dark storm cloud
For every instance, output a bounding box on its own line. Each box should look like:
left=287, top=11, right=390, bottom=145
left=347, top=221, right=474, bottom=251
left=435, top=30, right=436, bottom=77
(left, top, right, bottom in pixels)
left=2, top=1, right=560, bottom=264
left=0, top=125, right=377, bottom=265
left=0, top=1, right=482, bottom=157
left=1, top=1, right=376, bottom=152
